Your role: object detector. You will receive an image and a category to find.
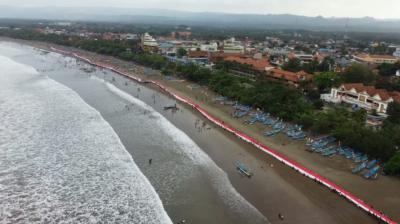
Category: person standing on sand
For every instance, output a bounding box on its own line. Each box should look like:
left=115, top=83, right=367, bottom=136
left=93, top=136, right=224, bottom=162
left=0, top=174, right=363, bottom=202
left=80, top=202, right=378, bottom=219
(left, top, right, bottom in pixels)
left=148, top=159, right=152, bottom=165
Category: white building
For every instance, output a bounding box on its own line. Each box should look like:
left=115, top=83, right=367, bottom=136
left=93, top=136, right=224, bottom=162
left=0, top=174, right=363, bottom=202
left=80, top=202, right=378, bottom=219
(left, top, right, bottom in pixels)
left=321, top=83, right=400, bottom=114
left=223, top=38, right=245, bottom=54
left=291, top=52, right=314, bottom=62
left=264, top=47, right=290, bottom=56
left=121, top=33, right=139, bottom=40
left=142, top=33, right=158, bottom=47
left=393, top=48, right=400, bottom=58
left=200, top=42, right=218, bottom=52
left=141, top=33, right=159, bottom=52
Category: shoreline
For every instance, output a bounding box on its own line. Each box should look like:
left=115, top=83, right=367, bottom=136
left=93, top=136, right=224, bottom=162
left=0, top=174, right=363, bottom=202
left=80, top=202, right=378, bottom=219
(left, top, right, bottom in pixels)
left=2, top=38, right=398, bottom=223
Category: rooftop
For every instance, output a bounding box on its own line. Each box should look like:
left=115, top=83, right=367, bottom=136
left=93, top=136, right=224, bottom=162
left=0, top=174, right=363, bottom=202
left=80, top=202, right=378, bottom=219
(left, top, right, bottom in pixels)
left=268, top=68, right=313, bottom=83
left=224, top=56, right=271, bottom=71
left=341, top=83, right=400, bottom=102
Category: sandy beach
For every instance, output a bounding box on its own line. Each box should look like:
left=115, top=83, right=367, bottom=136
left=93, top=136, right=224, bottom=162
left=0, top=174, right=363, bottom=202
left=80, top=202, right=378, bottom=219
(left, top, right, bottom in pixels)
left=3, top=37, right=399, bottom=223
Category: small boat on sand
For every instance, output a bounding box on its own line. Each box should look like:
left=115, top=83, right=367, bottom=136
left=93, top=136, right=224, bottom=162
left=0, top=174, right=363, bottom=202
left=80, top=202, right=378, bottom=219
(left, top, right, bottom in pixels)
left=235, top=161, right=253, bottom=177
left=352, top=161, right=367, bottom=174
left=164, top=104, right=178, bottom=110
left=366, top=159, right=378, bottom=169
left=364, top=166, right=380, bottom=179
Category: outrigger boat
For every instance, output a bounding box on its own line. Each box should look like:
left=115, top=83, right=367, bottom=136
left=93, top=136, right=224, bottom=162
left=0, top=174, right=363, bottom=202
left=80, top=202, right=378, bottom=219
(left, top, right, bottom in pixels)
left=364, top=166, right=380, bottom=179
left=352, top=161, right=367, bottom=174
left=367, top=159, right=378, bottom=169
left=235, top=161, right=253, bottom=177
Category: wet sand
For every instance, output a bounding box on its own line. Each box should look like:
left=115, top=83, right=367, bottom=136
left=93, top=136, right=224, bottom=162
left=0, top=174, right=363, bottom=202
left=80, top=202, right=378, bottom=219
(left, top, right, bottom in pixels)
left=3, top=38, right=397, bottom=223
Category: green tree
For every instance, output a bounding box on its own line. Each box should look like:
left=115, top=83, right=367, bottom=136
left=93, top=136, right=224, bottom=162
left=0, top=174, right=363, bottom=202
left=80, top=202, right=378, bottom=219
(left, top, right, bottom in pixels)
left=384, top=152, right=400, bottom=175
left=302, top=60, right=319, bottom=73
left=318, top=57, right=335, bottom=72
left=379, top=63, right=398, bottom=76
left=282, top=58, right=302, bottom=72
left=177, top=48, right=187, bottom=58
left=314, top=72, right=342, bottom=92
left=342, top=63, right=377, bottom=85
left=387, top=102, right=400, bottom=125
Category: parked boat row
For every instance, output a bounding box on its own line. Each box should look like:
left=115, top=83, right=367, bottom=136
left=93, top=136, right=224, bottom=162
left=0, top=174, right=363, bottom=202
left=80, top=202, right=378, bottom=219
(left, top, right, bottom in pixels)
left=227, top=102, right=382, bottom=181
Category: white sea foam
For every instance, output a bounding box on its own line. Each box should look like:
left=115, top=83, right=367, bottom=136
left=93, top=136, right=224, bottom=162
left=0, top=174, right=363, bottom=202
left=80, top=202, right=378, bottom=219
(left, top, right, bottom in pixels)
left=0, top=53, right=173, bottom=224
left=103, top=81, right=268, bottom=222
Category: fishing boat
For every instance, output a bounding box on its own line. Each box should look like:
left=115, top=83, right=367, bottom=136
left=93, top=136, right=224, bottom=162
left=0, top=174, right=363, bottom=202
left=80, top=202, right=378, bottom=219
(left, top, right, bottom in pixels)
left=352, top=161, right=367, bottom=174
left=233, top=110, right=248, bottom=118
left=364, top=166, right=380, bottom=179
left=354, top=154, right=368, bottom=163
left=292, top=132, right=307, bottom=140
left=366, top=159, right=378, bottom=169
left=322, top=148, right=338, bottom=157
left=235, top=161, right=253, bottom=177
left=264, top=125, right=285, bottom=137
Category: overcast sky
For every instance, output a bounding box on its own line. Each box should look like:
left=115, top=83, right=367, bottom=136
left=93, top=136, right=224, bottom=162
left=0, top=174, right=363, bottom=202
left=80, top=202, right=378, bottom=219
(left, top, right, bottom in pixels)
left=3, top=0, right=400, bottom=19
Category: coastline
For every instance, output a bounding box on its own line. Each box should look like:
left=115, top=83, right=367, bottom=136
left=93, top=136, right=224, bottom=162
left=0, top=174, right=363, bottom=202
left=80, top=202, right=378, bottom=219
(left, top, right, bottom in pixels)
left=3, top=37, right=399, bottom=223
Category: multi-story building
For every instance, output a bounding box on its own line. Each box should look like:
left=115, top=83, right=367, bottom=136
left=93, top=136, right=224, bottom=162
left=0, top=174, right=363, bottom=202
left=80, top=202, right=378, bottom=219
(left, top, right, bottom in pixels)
left=322, top=83, right=400, bottom=114
left=353, top=53, right=398, bottom=64
left=265, top=68, right=313, bottom=87
left=187, top=50, right=209, bottom=65
left=393, top=48, right=400, bottom=58
left=223, top=38, right=245, bottom=54
left=200, top=42, right=218, bottom=52
left=120, top=33, right=139, bottom=40
left=264, top=47, right=290, bottom=56
left=141, top=33, right=159, bottom=53
left=288, top=52, right=314, bottom=63
left=159, top=42, right=176, bottom=55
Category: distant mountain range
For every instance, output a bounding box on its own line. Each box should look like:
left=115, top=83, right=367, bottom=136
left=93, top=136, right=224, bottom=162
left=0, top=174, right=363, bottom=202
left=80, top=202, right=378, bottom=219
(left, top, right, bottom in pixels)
left=1, top=6, right=400, bottom=33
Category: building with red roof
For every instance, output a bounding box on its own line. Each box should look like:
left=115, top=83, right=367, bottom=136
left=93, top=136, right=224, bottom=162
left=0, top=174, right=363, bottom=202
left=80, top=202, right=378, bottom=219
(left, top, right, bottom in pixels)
left=323, top=83, right=400, bottom=114
left=223, top=56, right=271, bottom=72
left=209, top=52, right=245, bottom=63
left=187, top=50, right=209, bottom=59
left=265, top=68, right=313, bottom=87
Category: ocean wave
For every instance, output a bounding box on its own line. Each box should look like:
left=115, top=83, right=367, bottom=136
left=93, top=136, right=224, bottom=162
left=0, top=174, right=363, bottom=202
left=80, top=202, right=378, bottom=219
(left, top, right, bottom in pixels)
left=0, top=52, right=173, bottom=224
